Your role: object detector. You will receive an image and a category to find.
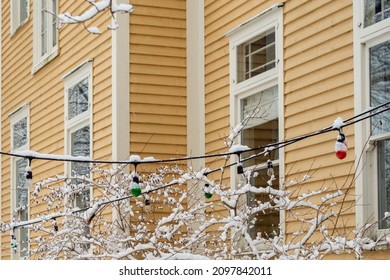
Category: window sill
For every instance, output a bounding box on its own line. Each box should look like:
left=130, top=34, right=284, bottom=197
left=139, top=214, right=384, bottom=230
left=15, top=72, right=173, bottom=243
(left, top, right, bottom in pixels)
left=32, top=47, right=59, bottom=74
left=10, top=18, right=29, bottom=38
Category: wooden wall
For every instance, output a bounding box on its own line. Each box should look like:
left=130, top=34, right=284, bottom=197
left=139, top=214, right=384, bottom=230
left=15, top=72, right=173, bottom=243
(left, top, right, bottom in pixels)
left=204, top=0, right=355, bottom=240
left=129, top=0, right=187, bottom=160
left=1, top=1, right=113, bottom=258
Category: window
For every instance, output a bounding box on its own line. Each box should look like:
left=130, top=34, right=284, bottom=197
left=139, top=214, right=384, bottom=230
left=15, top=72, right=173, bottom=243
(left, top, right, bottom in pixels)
left=364, top=0, right=390, bottom=27
left=33, top=0, right=58, bottom=73
left=368, top=40, right=390, bottom=230
left=241, top=86, right=280, bottom=238
left=64, top=61, right=92, bottom=209
left=10, top=0, right=29, bottom=35
left=237, top=29, right=276, bottom=83
left=355, top=0, right=390, bottom=236
left=227, top=5, right=283, bottom=240
left=10, top=105, right=29, bottom=259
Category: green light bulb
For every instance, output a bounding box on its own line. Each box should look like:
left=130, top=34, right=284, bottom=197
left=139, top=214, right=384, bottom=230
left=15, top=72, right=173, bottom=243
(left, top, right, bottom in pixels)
left=205, top=192, right=212, bottom=199
left=131, top=183, right=141, bottom=197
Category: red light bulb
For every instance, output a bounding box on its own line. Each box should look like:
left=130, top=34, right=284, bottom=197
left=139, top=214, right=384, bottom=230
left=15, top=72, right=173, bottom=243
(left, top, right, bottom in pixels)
left=335, top=138, right=347, bottom=160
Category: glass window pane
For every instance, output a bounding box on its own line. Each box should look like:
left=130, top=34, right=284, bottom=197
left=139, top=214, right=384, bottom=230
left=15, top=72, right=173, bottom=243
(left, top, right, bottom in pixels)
left=16, top=158, right=28, bottom=207
left=68, top=77, right=89, bottom=120
left=241, top=86, right=278, bottom=167
left=19, top=209, right=29, bottom=258
left=377, top=140, right=390, bottom=229
left=41, top=0, right=47, bottom=56
left=13, top=117, right=28, bottom=149
left=369, top=41, right=390, bottom=136
left=241, top=86, right=278, bottom=126
left=52, top=0, right=57, bottom=47
left=365, top=0, right=390, bottom=27
left=237, top=28, right=276, bottom=83
left=247, top=168, right=280, bottom=239
left=242, top=120, right=279, bottom=168
left=20, top=0, right=28, bottom=23
left=71, top=125, right=91, bottom=208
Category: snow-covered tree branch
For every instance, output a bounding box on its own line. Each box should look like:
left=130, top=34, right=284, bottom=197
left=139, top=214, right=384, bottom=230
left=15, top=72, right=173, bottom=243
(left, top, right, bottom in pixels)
left=1, top=108, right=389, bottom=260
left=55, top=0, right=133, bottom=34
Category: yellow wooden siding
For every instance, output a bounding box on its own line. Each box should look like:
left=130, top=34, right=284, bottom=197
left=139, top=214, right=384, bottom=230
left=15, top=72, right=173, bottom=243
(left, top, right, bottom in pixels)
left=204, top=0, right=356, bottom=242
left=204, top=0, right=282, bottom=176
left=1, top=1, right=113, bottom=258
left=129, top=0, right=187, bottom=160
left=284, top=0, right=354, bottom=238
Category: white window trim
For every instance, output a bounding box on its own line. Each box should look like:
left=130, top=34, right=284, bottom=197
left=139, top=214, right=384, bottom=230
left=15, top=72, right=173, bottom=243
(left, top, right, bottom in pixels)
left=354, top=0, right=390, bottom=238
left=227, top=4, right=285, bottom=248
left=0, top=2, right=3, bottom=259
left=9, top=104, right=30, bottom=260
left=186, top=0, right=205, bottom=231
left=32, top=0, right=58, bottom=74
left=63, top=61, right=93, bottom=207
left=10, top=0, right=29, bottom=36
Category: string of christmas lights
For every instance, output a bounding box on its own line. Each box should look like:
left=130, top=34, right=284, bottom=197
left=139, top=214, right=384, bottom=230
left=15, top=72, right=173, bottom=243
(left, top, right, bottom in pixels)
left=2, top=102, right=390, bottom=232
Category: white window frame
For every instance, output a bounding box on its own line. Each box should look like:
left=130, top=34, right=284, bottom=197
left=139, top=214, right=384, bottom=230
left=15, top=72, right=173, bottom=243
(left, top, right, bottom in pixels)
left=227, top=4, right=284, bottom=246
left=63, top=61, right=93, bottom=209
left=354, top=0, right=390, bottom=239
left=10, top=0, right=29, bottom=36
left=9, top=104, right=30, bottom=260
left=32, top=0, right=58, bottom=74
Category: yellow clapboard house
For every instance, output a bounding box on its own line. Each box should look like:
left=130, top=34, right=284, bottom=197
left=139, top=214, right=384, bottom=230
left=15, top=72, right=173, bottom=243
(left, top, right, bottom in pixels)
left=0, top=0, right=389, bottom=259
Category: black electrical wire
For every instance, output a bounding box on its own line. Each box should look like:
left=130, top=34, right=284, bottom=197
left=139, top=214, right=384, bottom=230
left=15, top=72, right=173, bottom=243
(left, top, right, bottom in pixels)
left=4, top=103, right=390, bottom=230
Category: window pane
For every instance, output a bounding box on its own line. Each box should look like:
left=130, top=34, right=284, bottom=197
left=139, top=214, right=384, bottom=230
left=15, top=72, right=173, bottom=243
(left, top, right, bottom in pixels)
left=52, top=0, right=57, bottom=47
left=241, top=86, right=278, bottom=126
left=16, top=158, right=28, bottom=207
left=71, top=125, right=91, bottom=208
left=241, top=86, right=279, bottom=167
left=13, top=117, right=28, bottom=149
left=242, top=120, right=279, bottom=167
left=377, top=140, right=390, bottom=229
left=237, top=28, right=276, bottom=83
left=20, top=0, right=28, bottom=23
left=247, top=168, right=280, bottom=239
left=369, top=41, right=390, bottom=136
left=68, top=77, right=89, bottom=120
left=19, top=208, right=29, bottom=258
left=41, top=0, right=47, bottom=56
left=364, top=0, right=390, bottom=27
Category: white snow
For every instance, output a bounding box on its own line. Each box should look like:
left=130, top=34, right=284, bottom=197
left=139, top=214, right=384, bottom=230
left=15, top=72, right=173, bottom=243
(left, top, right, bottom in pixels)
left=112, top=4, right=134, bottom=13
left=87, top=26, right=101, bottom=34
left=58, top=1, right=134, bottom=31
left=229, top=144, right=251, bottom=154
left=332, top=117, right=344, bottom=130
left=301, top=174, right=311, bottom=181
left=14, top=150, right=91, bottom=162
left=129, top=155, right=141, bottom=163
left=59, top=1, right=111, bottom=24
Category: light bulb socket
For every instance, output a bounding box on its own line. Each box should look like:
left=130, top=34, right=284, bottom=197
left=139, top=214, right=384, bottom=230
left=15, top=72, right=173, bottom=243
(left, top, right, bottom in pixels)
left=26, top=170, right=33, bottom=180
left=237, top=164, right=244, bottom=174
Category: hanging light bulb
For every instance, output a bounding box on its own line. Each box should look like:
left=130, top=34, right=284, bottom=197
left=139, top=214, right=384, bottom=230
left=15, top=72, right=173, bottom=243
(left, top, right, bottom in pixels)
left=204, top=183, right=212, bottom=199
left=237, top=163, right=244, bottom=174
left=131, top=175, right=142, bottom=197
left=10, top=234, right=17, bottom=251
left=53, top=218, right=59, bottom=232
left=335, top=131, right=348, bottom=160
left=267, top=160, right=274, bottom=177
left=25, top=159, right=33, bottom=189
left=144, top=195, right=151, bottom=213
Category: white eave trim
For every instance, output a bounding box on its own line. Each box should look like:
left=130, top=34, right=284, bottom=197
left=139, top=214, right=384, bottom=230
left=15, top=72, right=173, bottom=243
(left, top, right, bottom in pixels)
left=61, top=59, right=94, bottom=81
left=225, top=3, right=284, bottom=37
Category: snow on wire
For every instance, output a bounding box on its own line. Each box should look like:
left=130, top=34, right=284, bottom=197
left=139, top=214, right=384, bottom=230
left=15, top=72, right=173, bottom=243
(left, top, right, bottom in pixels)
left=2, top=101, right=390, bottom=230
